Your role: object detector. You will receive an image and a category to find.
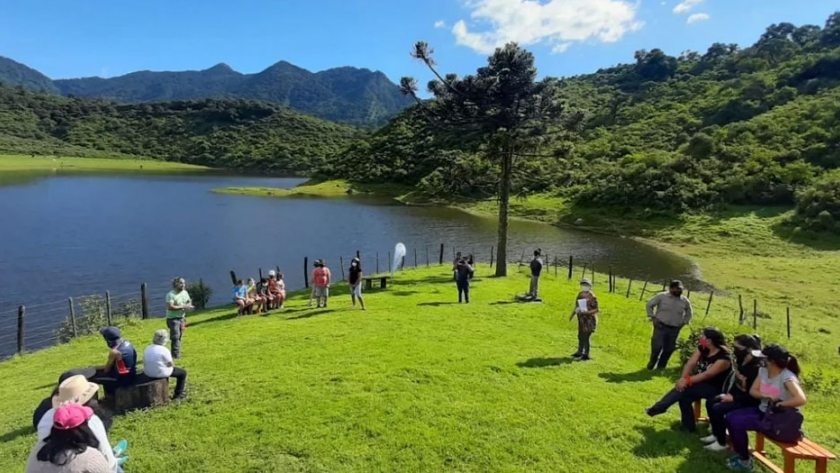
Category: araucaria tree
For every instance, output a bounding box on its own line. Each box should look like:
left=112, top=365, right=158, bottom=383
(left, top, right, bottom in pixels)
left=400, top=42, right=575, bottom=276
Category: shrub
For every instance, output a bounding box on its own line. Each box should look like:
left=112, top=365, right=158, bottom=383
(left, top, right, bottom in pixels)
left=792, top=169, right=840, bottom=233
left=56, top=295, right=142, bottom=343
left=187, top=279, right=214, bottom=309
left=677, top=328, right=703, bottom=367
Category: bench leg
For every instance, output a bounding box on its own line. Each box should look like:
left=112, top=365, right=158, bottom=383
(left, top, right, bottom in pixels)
left=815, top=458, right=827, bottom=473
left=755, top=432, right=766, bottom=455
left=381, top=277, right=387, bottom=289
left=783, top=453, right=795, bottom=473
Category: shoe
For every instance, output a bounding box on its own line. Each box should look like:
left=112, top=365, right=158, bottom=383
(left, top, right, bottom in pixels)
left=572, top=353, right=583, bottom=359
left=112, top=440, right=128, bottom=456
left=117, top=455, right=129, bottom=467
left=579, top=355, right=592, bottom=361
left=173, top=392, right=188, bottom=401
left=728, top=457, right=754, bottom=471
left=701, top=434, right=718, bottom=444
left=645, top=408, right=654, bottom=417
left=705, top=442, right=728, bottom=452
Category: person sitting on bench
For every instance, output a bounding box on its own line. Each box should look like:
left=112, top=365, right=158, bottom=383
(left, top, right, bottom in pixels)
left=61, top=327, right=138, bottom=395
left=143, top=329, right=188, bottom=400
left=233, top=280, right=252, bottom=315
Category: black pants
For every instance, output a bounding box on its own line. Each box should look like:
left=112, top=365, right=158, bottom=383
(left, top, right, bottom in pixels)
left=648, top=383, right=719, bottom=432
left=577, top=331, right=592, bottom=356
left=707, top=398, right=746, bottom=445
left=169, top=367, right=188, bottom=397
left=457, top=280, right=470, bottom=303
left=61, top=367, right=122, bottom=395
left=648, top=323, right=682, bottom=370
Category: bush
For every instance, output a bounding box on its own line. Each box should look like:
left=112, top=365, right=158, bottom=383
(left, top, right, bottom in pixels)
left=677, top=328, right=703, bottom=367
left=792, top=169, right=840, bottom=233
left=56, top=295, right=142, bottom=343
left=187, top=279, right=213, bottom=309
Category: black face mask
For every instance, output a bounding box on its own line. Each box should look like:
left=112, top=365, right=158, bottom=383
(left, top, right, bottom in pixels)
left=734, top=348, right=748, bottom=365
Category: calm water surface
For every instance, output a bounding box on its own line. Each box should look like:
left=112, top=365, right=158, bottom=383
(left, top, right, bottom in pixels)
left=0, top=172, right=702, bottom=357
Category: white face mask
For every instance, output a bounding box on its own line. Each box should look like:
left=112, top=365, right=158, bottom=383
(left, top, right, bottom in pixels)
left=580, top=284, right=591, bottom=292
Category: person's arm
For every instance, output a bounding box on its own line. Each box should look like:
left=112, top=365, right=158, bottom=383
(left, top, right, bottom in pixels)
left=101, top=349, right=120, bottom=373
left=683, top=299, right=694, bottom=326
left=583, top=296, right=599, bottom=316
left=689, top=359, right=731, bottom=385
left=749, top=376, right=763, bottom=399
left=778, top=379, right=807, bottom=408
left=326, top=269, right=331, bottom=287
left=164, top=349, right=174, bottom=368
left=681, top=350, right=701, bottom=379
left=166, top=292, right=181, bottom=311
left=645, top=294, right=660, bottom=319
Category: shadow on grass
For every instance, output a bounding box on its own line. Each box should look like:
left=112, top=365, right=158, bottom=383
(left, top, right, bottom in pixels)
left=599, top=368, right=658, bottom=384
left=516, top=357, right=575, bottom=368
left=417, top=302, right=457, bottom=307
left=771, top=219, right=840, bottom=251
left=0, top=426, right=32, bottom=444
left=632, top=425, right=710, bottom=472
left=490, top=301, right=518, bottom=306
left=286, top=309, right=335, bottom=320
left=390, top=290, right=421, bottom=297
left=188, top=311, right=238, bottom=328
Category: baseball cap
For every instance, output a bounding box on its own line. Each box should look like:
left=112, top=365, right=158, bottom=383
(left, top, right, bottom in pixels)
left=669, top=280, right=684, bottom=289
left=53, top=403, right=94, bottom=431
left=99, top=326, right=121, bottom=341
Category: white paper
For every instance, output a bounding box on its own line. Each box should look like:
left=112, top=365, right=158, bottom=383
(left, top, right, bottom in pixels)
left=577, top=299, right=588, bottom=313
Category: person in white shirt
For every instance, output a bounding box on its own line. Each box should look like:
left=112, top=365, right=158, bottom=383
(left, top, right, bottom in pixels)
left=143, top=329, right=187, bottom=400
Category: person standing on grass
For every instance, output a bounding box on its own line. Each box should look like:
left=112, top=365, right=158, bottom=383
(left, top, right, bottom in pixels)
left=646, top=280, right=693, bottom=370
left=645, top=327, right=732, bottom=433
left=349, top=257, right=366, bottom=310
left=143, top=329, right=188, bottom=400
left=313, top=259, right=332, bottom=308
left=725, top=344, right=806, bottom=472
left=702, top=334, right=763, bottom=452
left=455, top=257, right=474, bottom=303
left=165, top=277, right=193, bottom=359
left=529, top=249, right=543, bottom=299
left=569, top=277, right=598, bottom=361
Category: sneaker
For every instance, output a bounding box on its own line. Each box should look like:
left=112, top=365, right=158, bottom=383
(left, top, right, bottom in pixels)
left=579, top=355, right=592, bottom=361
left=116, top=455, right=129, bottom=467
left=705, top=442, right=728, bottom=452
left=112, top=440, right=128, bottom=457
left=173, top=392, right=188, bottom=401
left=572, top=353, right=583, bottom=359
left=700, top=434, right=718, bottom=444
left=728, top=457, right=754, bottom=471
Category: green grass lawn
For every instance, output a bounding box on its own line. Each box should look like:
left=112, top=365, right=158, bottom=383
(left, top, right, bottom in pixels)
left=1, top=267, right=838, bottom=472
left=0, top=154, right=207, bottom=173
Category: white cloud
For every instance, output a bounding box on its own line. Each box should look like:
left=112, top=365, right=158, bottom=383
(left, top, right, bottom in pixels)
left=673, top=0, right=704, bottom=15
left=451, top=0, right=643, bottom=56
left=434, top=20, right=447, bottom=29
left=686, top=12, right=710, bottom=24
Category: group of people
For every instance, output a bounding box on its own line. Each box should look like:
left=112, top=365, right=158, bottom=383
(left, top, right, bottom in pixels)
left=233, top=270, right=287, bottom=315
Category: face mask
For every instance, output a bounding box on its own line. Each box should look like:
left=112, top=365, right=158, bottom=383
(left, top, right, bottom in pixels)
left=734, top=348, right=748, bottom=364
left=699, top=338, right=710, bottom=348
left=580, top=285, right=591, bottom=292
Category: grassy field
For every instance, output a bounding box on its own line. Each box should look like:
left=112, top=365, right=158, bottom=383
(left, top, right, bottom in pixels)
left=0, top=155, right=207, bottom=173
left=213, top=179, right=415, bottom=199
left=0, top=266, right=837, bottom=472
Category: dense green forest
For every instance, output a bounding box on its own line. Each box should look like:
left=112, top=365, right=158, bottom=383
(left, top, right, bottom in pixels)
left=0, top=55, right=413, bottom=126
left=323, top=13, right=840, bottom=231
left=0, top=84, right=359, bottom=173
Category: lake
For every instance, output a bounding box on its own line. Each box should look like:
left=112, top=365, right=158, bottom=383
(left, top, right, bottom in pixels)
left=0, top=172, right=702, bottom=358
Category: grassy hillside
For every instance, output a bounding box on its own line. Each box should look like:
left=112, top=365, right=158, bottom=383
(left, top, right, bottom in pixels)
left=0, top=154, right=207, bottom=173
left=0, top=267, right=837, bottom=472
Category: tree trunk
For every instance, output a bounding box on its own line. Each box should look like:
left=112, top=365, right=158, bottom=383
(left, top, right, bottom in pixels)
left=494, top=148, right=512, bottom=277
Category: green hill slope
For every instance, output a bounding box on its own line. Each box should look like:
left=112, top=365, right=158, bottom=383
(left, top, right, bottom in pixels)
left=0, top=56, right=58, bottom=94
left=0, top=267, right=837, bottom=472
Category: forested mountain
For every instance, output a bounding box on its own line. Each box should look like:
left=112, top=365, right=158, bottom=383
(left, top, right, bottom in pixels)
left=0, top=56, right=58, bottom=94
left=51, top=61, right=413, bottom=126
left=323, top=13, right=840, bottom=230
left=0, top=84, right=359, bottom=173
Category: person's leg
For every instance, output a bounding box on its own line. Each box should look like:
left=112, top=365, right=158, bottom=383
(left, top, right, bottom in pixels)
left=677, top=383, right=719, bottom=432
left=464, top=282, right=470, bottom=303
left=457, top=280, right=464, bottom=303
left=726, top=408, right=763, bottom=462
left=710, top=401, right=743, bottom=446
left=534, top=275, right=540, bottom=299
left=168, top=318, right=183, bottom=359
left=60, top=367, right=99, bottom=383
left=657, top=326, right=681, bottom=369
left=575, top=331, right=585, bottom=357
left=581, top=331, right=592, bottom=357
left=529, top=275, right=536, bottom=296
left=646, top=388, right=683, bottom=416
left=648, top=325, right=665, bottom=370
left=170, top=367, right=188, bottom=398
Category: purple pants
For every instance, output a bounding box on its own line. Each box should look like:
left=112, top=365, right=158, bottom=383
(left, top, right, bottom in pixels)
left=725, top=407, right=764, bottom=460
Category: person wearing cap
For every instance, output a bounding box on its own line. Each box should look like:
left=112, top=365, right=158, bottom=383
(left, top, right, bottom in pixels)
left=165, top=277, right=193, bottom=359
left=232, top=279, right=252, bottom=315
left=312, top=259, right=332, bottom=308
left=33, top=376, right=122, bottom=472
left=645, top=327, right=732, bottom=432
left=26, top=403, right=113, bottom=473
left=348, top=257, right=366, bottom=310
left=143, top=329, right=188, bottom=400
left=569, top=278, right=598, bottom=360
left=61, top=327, right=137, bottom=395
left=268, top=270, right=286, bottom=310
left=455, top=257, right=474, bottom=303
left=701, top=334, right=763, bottom=452
left=529, top=249, right=544, bottom=300
left=645, top=280, right=694, bottom=370
left=725, top=344, right=807, bottom=471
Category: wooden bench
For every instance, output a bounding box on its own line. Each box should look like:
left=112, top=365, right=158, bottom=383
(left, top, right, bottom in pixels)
left=364, top=276, right=391, bottom=290
left=693, top=400, right=709, bottom=423
left=752, top=432, right=836, bottom=473
left=113, top=377, right=169, bottom=414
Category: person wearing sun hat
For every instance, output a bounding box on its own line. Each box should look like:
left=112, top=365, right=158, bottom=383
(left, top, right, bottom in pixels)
left=34, top=375, right=123, bottom=472
left=26, top=403, right=112, bottom=473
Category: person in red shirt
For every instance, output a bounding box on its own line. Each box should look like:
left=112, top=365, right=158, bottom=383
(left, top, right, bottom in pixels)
left=312, top=260, right=332, bottom=308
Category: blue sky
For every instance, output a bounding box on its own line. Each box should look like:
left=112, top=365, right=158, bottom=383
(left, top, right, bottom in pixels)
left=0, top=0, right=837, bottom=86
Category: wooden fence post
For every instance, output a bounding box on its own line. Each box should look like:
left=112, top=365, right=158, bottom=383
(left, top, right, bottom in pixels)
left=140, top=284, right=149, bottom=320
left=786, top=307, right=791, bottom=339
left=68, top=298, right=77, bottom=338
left=340, top=256, right=346, bottom=281
left=490, top=247, right=494, bottom=268
left=639, top=281, right=648, bottom=301
left=626, top=279, right=633, bottom=298
left=568, top=256, right=573, bottom=280
left=426, top=246, right=430, bottom=266
left=259, top=268, right=263, bottom=280
left=229, top=270, right=237, bottom=285
left=591, top=266, right=595, bottom=285
left=376, top=252, right=380, bottom=274
left=753, top=299, right=758, bottom=329
left=609, top=267, right=613, bottom=293
left=554, top=256, right=558, bottom=277
left=705, top=291, right=714, bottom=316
left=439, top=244, right=444, bottom=265
left=738, top=295, right=745, bottom=324
left=580, top=263, right=587, bottom=280
left=105, top=291, right=112, bottom=326
left=17, top=305, right=25, bottom=354
left=356, top=250, right=360, bottom=259
left=414, top=248, right=418, bottom=267
left=303, top=257, right=309, bottom=289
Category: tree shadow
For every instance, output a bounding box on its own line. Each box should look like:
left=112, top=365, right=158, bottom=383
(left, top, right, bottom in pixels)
left=0, top=426, right=33, bottom=444
left=390, top=290, right=421, bottom=297
left=599, top=368, right=663, bottom=384
left=490, top=301, right=518, bottom=306
left=516, top=357, right=575, bottom=368
left=286, top=309, right=335, bottom=320
left=631, top=425, right=715, bottom=472
left=771, top=220, right=840, bottom=251
left=416, top=302, right=457, bottom=307
left=188, top=311, right=238, bottom=328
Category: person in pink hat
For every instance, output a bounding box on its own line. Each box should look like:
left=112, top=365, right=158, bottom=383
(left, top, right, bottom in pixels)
left=26, top=403, right=111, bottom=473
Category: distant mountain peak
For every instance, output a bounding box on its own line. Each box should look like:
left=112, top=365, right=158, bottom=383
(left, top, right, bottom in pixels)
left=207, top=62, right=234, bottom=72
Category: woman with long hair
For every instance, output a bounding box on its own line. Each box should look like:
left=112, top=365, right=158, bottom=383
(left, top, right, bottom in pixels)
left=26, top=403, right=111, bottom=472
left=645, top=327, right=732, bottom=433
left=348, top=258, right=366, bottom=310
left=725, top=344, right=807, bottom=471
left=702, top=334, right=763, bottom=451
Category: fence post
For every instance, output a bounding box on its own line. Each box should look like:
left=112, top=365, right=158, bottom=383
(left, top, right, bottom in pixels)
left=356, top=250, right=360, bottom=259
left=554, top=256, right=558, bottom=277
left=580, top=263, right=587, bottom=280
left=17, top=305, right=25, bottom=354
left=229, top=270, right=237, bottom=286
left=376, top=252, right=380, bottom=274
left=786, top=307, right=791, bottom=339
left=68, top=298, right=77, bottom=337
left=639, top=281, right=648, bottom=301
left=591, top=266, right=595, bottom=285
left=259, top=268, right=263, bottom=280
left=687, top=289, right=691, bottom=299
left=340, top=256, right=346, bottom=281
left=490, top=247, right=494, bottom=268
left=626, top=279, right=633, bottom=298
left=414, top=248, right=418, bottom=267
left=439, top=244, right=444, bottom=265
left=105, top=291, right=112, bottom=326
left=303, top=257, right=309, bottom=289
left=140, top=284, right=149, bottom=319
left=568, top=256, right=573, bottom=280
left=426, top=246, right=430, bottom=267
left=738, top=295, right=745, bottom=324
left=609, top=267, right=613, bottom=293
left=753, top=299, right=758, bottom=329
left=705, top=291, right=714, bottom=316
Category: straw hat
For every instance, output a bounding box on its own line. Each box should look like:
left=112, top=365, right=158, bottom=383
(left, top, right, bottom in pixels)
left=52, top=375, right=99, bottom=409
